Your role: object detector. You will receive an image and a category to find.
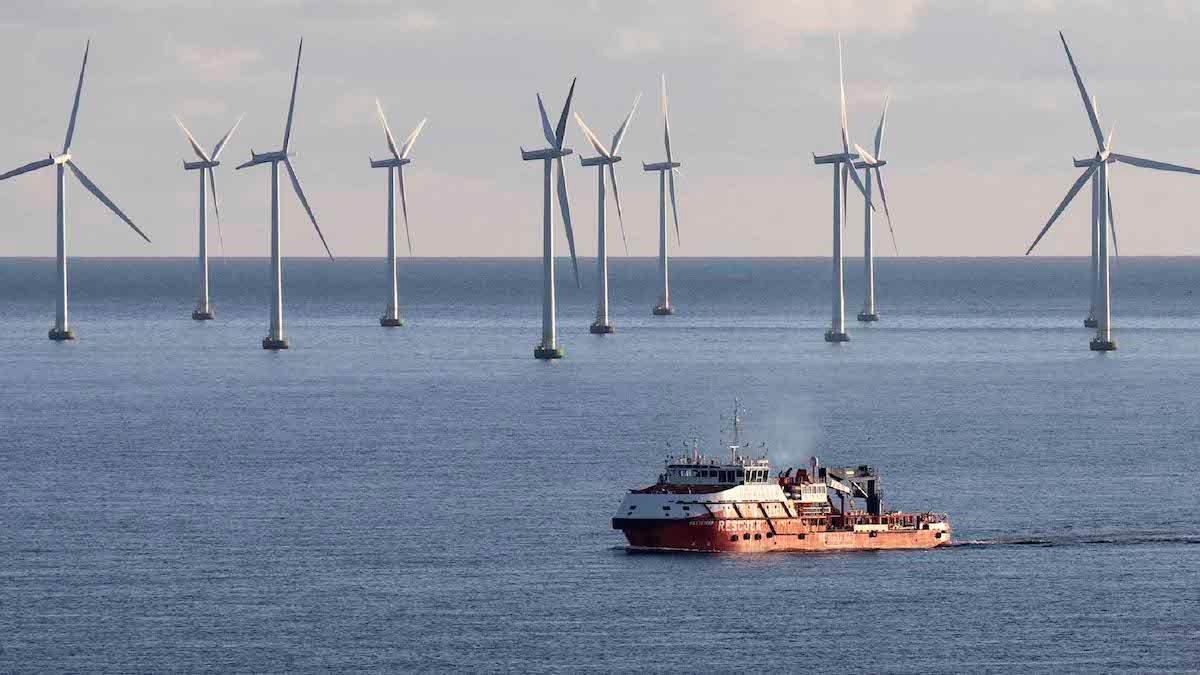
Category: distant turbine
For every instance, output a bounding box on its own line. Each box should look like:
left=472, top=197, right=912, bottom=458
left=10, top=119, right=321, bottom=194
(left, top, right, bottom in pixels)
left=643, top=76, right=681, bottom=316
left=175, top=113, right=243, bottom=321
left=853, top=96, right=896, bottom=323
left=1026, top=32, right=1200, bottom=351
left=575, top=92, right=640, bottom=334
left=236, top=39, right=333, bottom=351
left=813, top=37, right=873, bottom=343
left=520, top=78, right=581, bottom=360
left=371, top=100, right=426, bottom=327
left=0, top=41, right=151, bottom=341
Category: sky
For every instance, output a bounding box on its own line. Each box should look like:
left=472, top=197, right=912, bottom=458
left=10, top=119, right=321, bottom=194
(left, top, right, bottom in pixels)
left=4, top=0, right=1200, bottom=258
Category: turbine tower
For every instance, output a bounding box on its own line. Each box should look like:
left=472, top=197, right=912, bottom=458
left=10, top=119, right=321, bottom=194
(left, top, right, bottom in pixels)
left=1026, top=32, right=1200, bottom=351
left=852, top=97, right=896, bottom=323
left=236, top=39, right=333, bottom=350
left=643, top=76, right=681, bottom=316
left=812, top=37, right=873, bottom=343
left=0, top=41, right=151, bottom=341
left=520, top=78, right=581, bottom=360
left=574, top=93, right=640, bottom=334
left=174, top=114, right=242, bottom=321
left=371, top=99, right=426, bottom=327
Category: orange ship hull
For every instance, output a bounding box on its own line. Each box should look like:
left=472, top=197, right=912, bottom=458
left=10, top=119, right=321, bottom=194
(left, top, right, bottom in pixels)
left=613, top=516, right=950, bottom=553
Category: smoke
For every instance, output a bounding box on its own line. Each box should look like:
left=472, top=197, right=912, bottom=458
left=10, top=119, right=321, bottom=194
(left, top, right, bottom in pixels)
left=752, top=394, right=822, bottom=473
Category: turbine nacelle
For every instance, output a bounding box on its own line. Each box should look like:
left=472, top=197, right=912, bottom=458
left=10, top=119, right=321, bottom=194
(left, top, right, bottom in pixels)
left=1074, top=155, right=1116, bottom=168
left=183, top=159, right=219, bottom=171
left=853, top=159, right=886, bottom=170
left=52, top=153, right=72, bottom=166
left=813, top=151, right=859, bottom=166
left=369, top=157, right=412, bottom=169
left=521, top=146, right=573, bottom=161
left=236, top=149, right=295, bottom=170
left=580, top=154, right=621, bottom=167
left=642, top=160, right=680, bottom=172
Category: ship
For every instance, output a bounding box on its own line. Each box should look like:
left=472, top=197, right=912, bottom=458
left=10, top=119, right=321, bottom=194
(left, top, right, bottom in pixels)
left=612, top=403, right=951, bottom=553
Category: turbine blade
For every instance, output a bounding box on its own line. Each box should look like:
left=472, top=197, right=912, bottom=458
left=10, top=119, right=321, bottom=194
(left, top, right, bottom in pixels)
left=211, top=113, right=243, bottom=160
left=208, top=166, right=221, bottom=224
left=610, top=92, right=641, bottom=155
left=283, top=158, right=333, bottom=260
left=555, top=157, right=580, bottom=287
left=208, top=168, right=226, bottom=256
left=1107, top=177, right=1118, bottom=258
left=853, top=143, right=878, bottom=165
left=1059, top=32, right=1105, bottom=151
left=175, top=115, right=211, bottom=162
left=376, top=99, right=400, bottom=159
left=874, top=94, right=890, bottom=158
left=63, top=40, right=89, bottom=154
left=0, top=157, right=54, bottom=181
left=399, top=117, right=427, bottom=160
left=668, top=167, right=680, bottom=244
left=661, top=75, right=673, bottom=163
left=536, top=94, right=556, bottom=146
left=875, top=167, right=898, bottom=255
left=1025, top=164, right=1098, bottom=255
left=282, top=38, right=303, bottom=152
left=398, top=166, right=412, bottom=255
left=838, top=35, right=850, bottom=157
left=554, top=77, right=576, bottom=150
left=1111, top=153, right=1200, bottom=175
left=573, top=113, right=609, bottom=158
left=66, top=160, right=150, bottom=243
left=846, top=161, right=873, bottom=209
left=608, top=163, right=629, bottom=256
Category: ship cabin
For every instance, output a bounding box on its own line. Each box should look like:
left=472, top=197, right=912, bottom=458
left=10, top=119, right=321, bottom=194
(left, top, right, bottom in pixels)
left=658, top=459, right=773, bottom=487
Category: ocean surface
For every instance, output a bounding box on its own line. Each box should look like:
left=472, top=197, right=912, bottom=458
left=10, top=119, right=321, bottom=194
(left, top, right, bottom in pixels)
left=0, top=257, right=1197, bottom=673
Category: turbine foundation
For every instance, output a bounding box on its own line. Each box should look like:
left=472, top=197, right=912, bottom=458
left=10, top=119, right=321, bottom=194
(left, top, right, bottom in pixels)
left=857, top=311, right=880, bottom=322
left=192, top=307, right=215, bottom=321
left=590, top=322, right=615, bottom=334
left=824, top=330, right=850, bottom=343
left=48, top=327, right=76, bottom=341
left=652, top=304, right=674, bottom=316
left=380, top=316, right=405, bottom=327
left=534, top=344, right=564, bottom=359
left=1084, top=317, right=1098, bottom=328
left=1089, top=337, right=1116, bottom=352
left=262, top=336, right=289, bottom=350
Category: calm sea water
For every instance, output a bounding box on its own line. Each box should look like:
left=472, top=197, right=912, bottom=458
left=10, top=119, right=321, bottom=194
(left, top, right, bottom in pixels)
left=0, top=257, right=1197, bottom=673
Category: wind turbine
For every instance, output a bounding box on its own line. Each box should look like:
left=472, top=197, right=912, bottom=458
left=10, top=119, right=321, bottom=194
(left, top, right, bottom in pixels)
left=371, top=100, right=426, bottom=327
left=175, top=114, right=242, bottom=321
left=1026, top=32, right=1200, bottom=351
left=236, top=39, right=333, bottom=350
left=813, top=37, right=873, bottom=343
left=575, top=93, right=640, bottom=334
left=0, top=41, right=150, bottom=341
left=521, top=78, right=581, bottom=360
left=852, top=96, right=897, bottom=323
left=644, top=76, right=681, bottom=316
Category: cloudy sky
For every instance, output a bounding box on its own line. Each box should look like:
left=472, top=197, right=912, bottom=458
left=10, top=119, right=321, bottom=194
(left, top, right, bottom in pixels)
left=3, top=1, right=1200, bottom=258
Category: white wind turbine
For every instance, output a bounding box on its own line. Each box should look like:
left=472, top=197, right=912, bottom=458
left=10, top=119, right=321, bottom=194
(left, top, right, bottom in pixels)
left=236, top=39, right=333, bottom=350
left=371, top=100, right=426, bottom=327
left=0, top=41, right=151, bottom=341
left=852, top=96, right=897, bottom=323
left=175, top=114, right=242, bottom=321
left=521, top=78, right=581, bottom=360
left=813, top=37, right=874, bottom=343
left=574, top=93, right=640, bottom=334
left=1026, top=31, right=1200, bottom=351
left=643, top=76, right=681, bottom=316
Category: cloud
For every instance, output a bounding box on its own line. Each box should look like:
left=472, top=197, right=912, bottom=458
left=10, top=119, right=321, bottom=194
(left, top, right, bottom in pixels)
left=174, top=44, right=263, bottom=80
left=604, top=28, right=664, bottom=60
left=717, top=0, right=929, bottom=52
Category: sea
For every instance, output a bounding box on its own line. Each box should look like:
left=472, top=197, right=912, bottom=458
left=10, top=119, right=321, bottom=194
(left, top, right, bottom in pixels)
left=0, top=257, right=1197, bottom=673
